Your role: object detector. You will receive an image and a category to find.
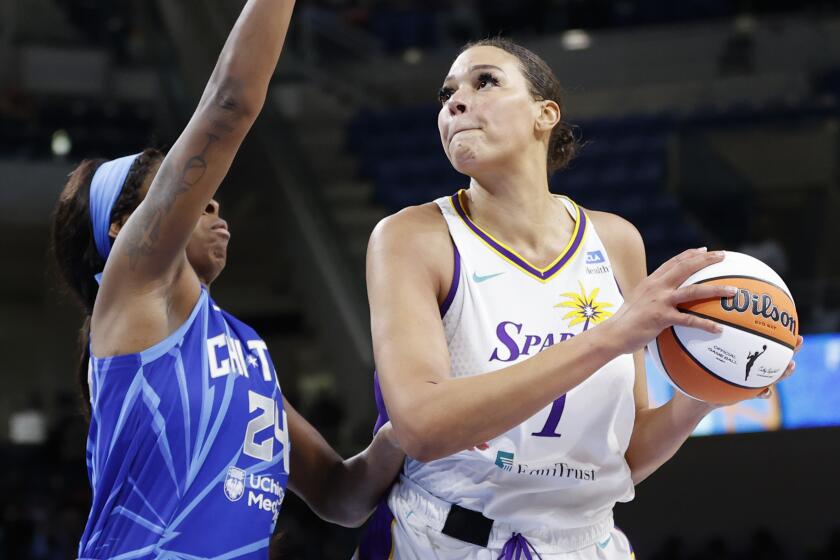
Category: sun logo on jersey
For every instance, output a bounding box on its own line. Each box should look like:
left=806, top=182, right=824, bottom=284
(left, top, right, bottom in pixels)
left=555, top=281, right=614, bottom=331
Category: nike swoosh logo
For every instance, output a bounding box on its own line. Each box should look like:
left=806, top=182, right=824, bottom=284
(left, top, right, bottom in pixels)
left=472, top=271, right=504, bottom=283
left=597, top=535, right=612, bottom=549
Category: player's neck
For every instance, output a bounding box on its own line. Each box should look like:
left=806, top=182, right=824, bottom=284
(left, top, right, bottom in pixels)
left=465, top=164, right=573, bottom=260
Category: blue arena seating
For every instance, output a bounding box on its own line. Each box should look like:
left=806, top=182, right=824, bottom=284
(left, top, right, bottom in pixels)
left=347, top=107, right=702, bottom=270
left=346, top=98, right=838, bottom=269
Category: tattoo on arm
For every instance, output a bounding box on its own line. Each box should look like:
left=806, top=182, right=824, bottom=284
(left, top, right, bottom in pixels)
left=125, top=133, right=219, bottom=269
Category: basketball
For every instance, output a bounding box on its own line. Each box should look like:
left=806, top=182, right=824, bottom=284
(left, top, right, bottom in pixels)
left=648, top=251, right=799, bottom=405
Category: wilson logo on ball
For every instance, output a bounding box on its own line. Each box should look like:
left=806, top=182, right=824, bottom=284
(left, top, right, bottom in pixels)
left=648, top=251, right=799, bottom=406
left=720, top=289, right=797, bottom=336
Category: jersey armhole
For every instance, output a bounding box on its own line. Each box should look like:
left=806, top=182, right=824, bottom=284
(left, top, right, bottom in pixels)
left=439, top=239, right=461, bottom=318
left=89, top=288, right=208, bottom=365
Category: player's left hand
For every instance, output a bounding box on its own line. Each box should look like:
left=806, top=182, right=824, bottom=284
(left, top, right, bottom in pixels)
left=757, top=335, right=804, bottom=399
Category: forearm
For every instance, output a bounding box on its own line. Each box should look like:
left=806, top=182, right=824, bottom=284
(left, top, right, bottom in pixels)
left=389, top=321, right=623, bottom=462
left=203, top=0, right=296, bottom=116
left=321, top=428, right=404, bottom=527
left=113, top=0, right=295, bottom=280
left=625, top=392, right=716, bottom=485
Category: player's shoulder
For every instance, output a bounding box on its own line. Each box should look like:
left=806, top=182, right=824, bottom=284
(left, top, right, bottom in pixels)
left=584, top=207, right=645, bottom=258
left=583, top=206, right=647, bottom=283
left=369, top=201, right=450, bottom=256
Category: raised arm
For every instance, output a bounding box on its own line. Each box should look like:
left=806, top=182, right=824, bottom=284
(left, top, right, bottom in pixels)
left=91, top=0, right=296, bottom=356
left=102, top=0, right=295, bottom=296
left=368, top=205, right=733, bottom=463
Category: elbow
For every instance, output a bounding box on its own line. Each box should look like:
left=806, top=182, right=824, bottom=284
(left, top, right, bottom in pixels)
left=318, top=505, right=371, bottom=529
left=624, top=452, right=650, bottom=486
left=393, top=418, right=448, bottom=463
left=336, top=510, right=374, bottom=529
left=403, top=441, right=440, bottom=464
left=205, top=76, right=264, bottom=124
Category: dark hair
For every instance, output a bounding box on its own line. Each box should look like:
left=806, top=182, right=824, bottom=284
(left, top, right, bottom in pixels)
left=462, top=37, right=579, bottom=175
left=50, top=148, right=164, bottom=415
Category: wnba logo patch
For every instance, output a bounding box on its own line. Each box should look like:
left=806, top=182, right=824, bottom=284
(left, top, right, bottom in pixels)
left=224, top=466, right=246, bottom=502
left=495, top=451, right=514, bottom=471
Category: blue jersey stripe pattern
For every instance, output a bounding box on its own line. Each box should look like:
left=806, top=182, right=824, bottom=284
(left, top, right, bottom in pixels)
left=79, top=288, right=290, bottom=559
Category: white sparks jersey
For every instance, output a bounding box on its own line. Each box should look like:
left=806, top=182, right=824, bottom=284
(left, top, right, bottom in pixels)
left=403, top=190, right=636, bottom=532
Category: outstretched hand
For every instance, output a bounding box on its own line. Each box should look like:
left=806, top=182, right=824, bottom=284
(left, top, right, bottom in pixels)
left=608, top=247, right=735, bottom=355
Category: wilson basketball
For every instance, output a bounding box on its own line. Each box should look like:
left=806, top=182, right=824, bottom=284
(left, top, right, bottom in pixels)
left=648, top=251, right=798, bottom=405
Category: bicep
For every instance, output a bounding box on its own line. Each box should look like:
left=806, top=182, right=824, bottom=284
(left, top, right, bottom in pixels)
left=108, top=100, right=254, bottom=287
left=632, top=350, right=649, bottom=411
left=599, top=212, right=650, bottom=411
left=366, top=215, right=453, bottom=433
left=92, top=107, right=253, bottom=351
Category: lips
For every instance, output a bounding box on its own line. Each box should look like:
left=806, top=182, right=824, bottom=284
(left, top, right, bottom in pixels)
left=212, top=220, right=230, bottom=239
left=448, top=126, right=480, bottom=144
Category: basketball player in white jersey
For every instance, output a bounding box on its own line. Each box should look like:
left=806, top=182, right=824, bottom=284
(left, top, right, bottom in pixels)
left=355, top=38, right=800, bottom=559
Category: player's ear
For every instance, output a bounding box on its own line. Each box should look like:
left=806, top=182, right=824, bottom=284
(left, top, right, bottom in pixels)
left=108, top=215, right=129, bottom=240
left=535, top=99, right=560, bottom=134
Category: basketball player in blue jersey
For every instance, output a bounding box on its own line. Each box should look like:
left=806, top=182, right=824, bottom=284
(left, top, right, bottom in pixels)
left=50, top=1, right=403, bottom=558
left=357, top=38, right=801, bottom=559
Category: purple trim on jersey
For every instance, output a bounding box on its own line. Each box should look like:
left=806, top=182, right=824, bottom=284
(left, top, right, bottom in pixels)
left=613, top=274, right=624, bottom=296
left=372, top=371, right=390, bottom=435
left=357, top=499, right=396, bottom=559
left=440, top=242, right=461, bottom=317
left=450, top=192, right=587, bottom=281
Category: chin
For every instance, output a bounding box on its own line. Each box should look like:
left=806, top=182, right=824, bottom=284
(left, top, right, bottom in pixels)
left=188, top=250, right=226, bottom=286
left=451, top=155, right=486, bottom=178
left=204, top=261, right=226, bottom=286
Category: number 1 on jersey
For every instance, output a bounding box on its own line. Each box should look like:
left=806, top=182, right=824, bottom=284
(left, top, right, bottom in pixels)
left=531, top=395, right=566, bottom=438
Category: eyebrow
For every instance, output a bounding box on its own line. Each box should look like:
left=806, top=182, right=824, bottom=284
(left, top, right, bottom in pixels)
left=444, top=64, right=506, bottom=83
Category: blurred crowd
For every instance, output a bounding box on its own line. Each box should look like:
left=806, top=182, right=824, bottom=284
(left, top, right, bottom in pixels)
left=302, top=0, right=840, bottom=52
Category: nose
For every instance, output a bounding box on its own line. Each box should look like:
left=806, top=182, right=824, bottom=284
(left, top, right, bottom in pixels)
left=446, top=88, right=469, bottom=116
left=204, top=199, right=220, bottom=215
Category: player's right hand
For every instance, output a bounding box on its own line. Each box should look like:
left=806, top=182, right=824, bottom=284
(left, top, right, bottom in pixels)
left=606, top=247, right=736, bottom=355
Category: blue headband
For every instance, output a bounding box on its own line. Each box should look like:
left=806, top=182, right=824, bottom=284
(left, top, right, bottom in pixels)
left=89, top=153, right=140, bottom=262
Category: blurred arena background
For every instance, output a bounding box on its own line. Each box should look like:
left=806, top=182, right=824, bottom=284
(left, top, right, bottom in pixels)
left=1, top=0, right=840, bottom=558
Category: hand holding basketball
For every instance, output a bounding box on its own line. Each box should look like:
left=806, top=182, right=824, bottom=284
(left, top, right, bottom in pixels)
left=756, top=334, right=803, bottom=399
left=647, top=251, right=799, bottom=405
left=607, top=248, right=733, bottom=355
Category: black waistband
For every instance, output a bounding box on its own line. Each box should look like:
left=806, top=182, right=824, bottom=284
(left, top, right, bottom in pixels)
left=441, top=503, right=494, bottom=548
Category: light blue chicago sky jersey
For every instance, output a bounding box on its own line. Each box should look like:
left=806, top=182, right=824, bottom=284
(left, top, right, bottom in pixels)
left=79, top=288, right=290, bottom=559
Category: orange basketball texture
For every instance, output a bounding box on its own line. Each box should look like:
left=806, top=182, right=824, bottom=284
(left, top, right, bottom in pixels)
left=648, top=252, right=798, bottom=406
left=677, top=277, right=798, bottom=348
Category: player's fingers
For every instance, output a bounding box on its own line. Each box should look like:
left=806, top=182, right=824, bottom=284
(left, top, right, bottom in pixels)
left=672, top=310, right=723, bottom=334
left=793, top=335, right=804, bottom=354
left=758, top=386, right=773, bottom=399
left=663, top=250, right=726, bottom=287
left=670, top=283, right=737, bottom=305
left=780, top=359, right=796, bottom=380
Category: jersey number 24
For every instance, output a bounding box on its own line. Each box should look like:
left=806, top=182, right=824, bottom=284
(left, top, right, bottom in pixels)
left=244, top=391, right=290, bottom=471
